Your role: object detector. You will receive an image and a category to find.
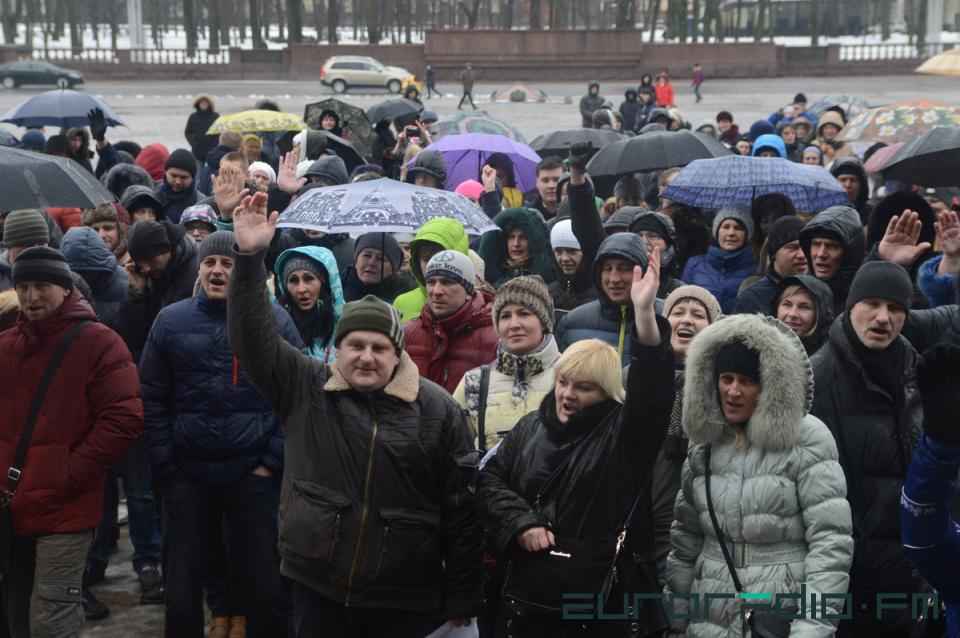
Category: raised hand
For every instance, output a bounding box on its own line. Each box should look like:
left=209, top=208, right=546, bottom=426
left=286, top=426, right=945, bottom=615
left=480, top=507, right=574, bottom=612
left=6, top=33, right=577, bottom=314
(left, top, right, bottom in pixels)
left=935, top=210, right=960, bottom=276
left=87, top=107, right=107, bottom=142
left=233, top=191, right=278, bottom=253
left=211, top=167, right=249, bottom=219
left=277, top=151, right=306, bottom=194
left=878, top=209, right=932, bottom=267
left=632, top=246, right=662, bottom=346
left=916, top=344, right=960, bottom=445
left=566, top=141, right=593, bottom=173
left=481, top=164, right=497, bottom=192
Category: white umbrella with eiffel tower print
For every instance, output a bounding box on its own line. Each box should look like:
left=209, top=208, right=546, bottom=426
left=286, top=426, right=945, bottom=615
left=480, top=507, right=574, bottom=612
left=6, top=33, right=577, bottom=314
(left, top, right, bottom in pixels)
left=276, top=178, right=499, bottom=236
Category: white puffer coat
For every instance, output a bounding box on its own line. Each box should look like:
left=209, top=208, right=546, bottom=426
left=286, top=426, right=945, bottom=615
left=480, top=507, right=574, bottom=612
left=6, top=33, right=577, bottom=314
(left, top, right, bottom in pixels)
left=665, top=314, right=854, bottom=637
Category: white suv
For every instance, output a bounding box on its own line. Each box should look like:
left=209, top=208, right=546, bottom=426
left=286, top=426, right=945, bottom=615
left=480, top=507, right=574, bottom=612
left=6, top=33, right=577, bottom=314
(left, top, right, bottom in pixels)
left=321, top=56, right=410, bottom=94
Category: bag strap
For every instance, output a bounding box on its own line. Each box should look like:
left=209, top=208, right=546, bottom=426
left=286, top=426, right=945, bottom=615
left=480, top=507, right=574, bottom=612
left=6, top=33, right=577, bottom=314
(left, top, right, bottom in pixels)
left=704, top=445, right=745, bottom=593
left=5, top=320, right=91, bottom=498
left=477, top=365, right=491, bottom=454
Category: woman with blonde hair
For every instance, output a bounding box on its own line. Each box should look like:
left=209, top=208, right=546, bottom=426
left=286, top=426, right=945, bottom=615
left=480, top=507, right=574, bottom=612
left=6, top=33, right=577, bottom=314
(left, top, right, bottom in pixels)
left=478, top=248, right=674, bottom=637
left=665, top=313, right=853, bottom=637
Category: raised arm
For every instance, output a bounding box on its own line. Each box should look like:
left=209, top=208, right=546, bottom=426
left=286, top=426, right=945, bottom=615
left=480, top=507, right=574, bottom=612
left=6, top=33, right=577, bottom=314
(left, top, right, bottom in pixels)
left=567, top=142, right=603, bottom=263
left=227, top=191, right=315, bottom=422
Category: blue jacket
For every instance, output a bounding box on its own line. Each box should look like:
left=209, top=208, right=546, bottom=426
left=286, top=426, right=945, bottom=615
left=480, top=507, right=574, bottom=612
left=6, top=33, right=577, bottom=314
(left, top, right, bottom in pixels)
left=273, top=245, right=344, bottom=364
left=139, top=289, right=304, bottom=485
left=732, top=265, right=781, bottom=315
left=59, top=226, right=129, bottom=329
left=901, top=435, right=960, bottom=635
left=919, top=255, right=957, bottom=309
left=682, top=245, right=758, bottom=314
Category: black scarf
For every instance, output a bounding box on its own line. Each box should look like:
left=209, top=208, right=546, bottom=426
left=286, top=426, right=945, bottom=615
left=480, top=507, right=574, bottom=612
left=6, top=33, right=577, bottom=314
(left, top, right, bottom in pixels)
left=842, top=313, right=905, bottom=404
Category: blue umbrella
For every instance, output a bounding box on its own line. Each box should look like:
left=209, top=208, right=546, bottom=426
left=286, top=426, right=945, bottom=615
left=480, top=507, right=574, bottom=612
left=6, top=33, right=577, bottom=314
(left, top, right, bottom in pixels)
left=0, top=89, right=125, bottom=129
left=661, top=155, right=849, bottom=213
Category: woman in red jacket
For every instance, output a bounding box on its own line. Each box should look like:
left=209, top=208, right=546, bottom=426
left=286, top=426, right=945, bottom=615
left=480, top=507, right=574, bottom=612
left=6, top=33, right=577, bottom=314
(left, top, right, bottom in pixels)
left=655, top=71, right=676, bottom=108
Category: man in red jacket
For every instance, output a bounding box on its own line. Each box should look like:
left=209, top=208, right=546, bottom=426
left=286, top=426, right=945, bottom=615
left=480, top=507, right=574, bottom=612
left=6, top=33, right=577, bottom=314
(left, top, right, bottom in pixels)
left=402, top=250, right=498, bottom=393
left=0, top=247, right=142, bottom=638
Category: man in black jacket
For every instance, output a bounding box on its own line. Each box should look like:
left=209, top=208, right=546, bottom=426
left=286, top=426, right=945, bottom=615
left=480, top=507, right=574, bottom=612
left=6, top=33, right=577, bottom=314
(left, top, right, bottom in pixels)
left=810, top=262, right=928, bottom=638
left=579, top=82, right=605, bottom=128
left=228, top=191, right=482, bottom=638
left=799, top=205, right=865, bottom=317
left=734, top=215, right=808, bottom=314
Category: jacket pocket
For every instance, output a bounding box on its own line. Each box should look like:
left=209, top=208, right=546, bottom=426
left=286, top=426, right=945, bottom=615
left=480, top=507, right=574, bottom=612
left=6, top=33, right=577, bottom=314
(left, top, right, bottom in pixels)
left=373, top=506, right=441, bottom=586
left=278, top=479, right=352, bottom=572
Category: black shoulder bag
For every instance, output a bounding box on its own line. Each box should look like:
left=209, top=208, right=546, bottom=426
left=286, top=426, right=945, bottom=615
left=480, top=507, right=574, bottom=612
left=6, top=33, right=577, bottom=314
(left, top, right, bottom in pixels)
left=0, top=320, right=91, bottom=584
left=477, top=365, right=491, bottom=454
left=502, top=444, right=650, bottom=614
left=704, top=445, right=791, bottom=638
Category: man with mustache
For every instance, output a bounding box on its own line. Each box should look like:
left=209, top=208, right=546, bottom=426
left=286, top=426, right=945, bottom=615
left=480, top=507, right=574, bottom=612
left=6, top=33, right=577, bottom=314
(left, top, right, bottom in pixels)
left=799, top=206, right=866, bottom=317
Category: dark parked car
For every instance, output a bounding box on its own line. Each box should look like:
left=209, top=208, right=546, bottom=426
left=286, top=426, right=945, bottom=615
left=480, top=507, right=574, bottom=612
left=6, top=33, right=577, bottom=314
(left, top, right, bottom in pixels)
left=0, top=60, right=84, bottom=89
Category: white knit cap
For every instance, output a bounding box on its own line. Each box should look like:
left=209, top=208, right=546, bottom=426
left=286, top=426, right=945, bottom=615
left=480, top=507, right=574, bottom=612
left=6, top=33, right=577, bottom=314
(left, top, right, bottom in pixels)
left=249, top=161, right=276, bottom=184
left=425, top=250, right=476, bottom=295
left=550, top=219, right=581, bottom=251
left=295, top=159, right=313, bottom=180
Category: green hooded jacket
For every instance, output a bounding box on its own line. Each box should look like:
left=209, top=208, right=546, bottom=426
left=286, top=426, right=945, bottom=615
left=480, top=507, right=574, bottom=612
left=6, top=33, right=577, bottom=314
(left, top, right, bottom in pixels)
left=393, top=218, right=470, bottom=322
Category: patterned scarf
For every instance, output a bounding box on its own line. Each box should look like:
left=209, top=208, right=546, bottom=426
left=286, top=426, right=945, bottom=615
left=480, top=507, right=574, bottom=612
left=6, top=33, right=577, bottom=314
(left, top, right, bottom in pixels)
left=664, top=368, right=689, bottom=460
left=494, top=336, right=550, bottom=403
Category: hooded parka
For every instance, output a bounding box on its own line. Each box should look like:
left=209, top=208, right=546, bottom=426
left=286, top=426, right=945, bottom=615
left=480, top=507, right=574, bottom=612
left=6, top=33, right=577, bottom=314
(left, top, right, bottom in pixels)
left=666, top=314, right=853, bottom=637
left=555, top=233, right=655, bottom=366
left=60, top=226, right=129, bottom=329
left=798, top=205, right=866, bottom=317
left=579, top=82, right=605, bottom=128
left=767, top=274, right=834, bottom=356
left=478, top=208, right=555, bottom=289
left=184, top=94, right=220, bottom=161
left=394, top=218, right=470, bottom=322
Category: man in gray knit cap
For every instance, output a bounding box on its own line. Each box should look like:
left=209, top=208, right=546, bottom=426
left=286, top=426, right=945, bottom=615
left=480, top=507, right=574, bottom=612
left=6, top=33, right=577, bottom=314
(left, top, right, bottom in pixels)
left=227, top=191, right=481, bottom=637
left=0, top=209, right=91, bottom=300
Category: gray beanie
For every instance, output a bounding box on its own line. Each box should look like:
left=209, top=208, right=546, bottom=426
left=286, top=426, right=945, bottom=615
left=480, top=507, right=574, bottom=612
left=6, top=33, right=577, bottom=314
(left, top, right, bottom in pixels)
left=3, top=209, right=49, bottom=249
left=493, top=275, right=554, bottom=334
left=663, top=285, right=722, bottom=323
left=424, top=250, right=476, bottom=295
left=197, top=231, right=235, bottom=261
left=281, top=255, right=324, bottom=285
left=712, top=204, right=755, bottom=243
left=846, top=261, right=913, bottom=316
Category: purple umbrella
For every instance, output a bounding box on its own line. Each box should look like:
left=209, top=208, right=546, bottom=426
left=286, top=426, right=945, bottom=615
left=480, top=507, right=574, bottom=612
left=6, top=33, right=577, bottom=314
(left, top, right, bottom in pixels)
left=410, top=133, right=541, bottom=192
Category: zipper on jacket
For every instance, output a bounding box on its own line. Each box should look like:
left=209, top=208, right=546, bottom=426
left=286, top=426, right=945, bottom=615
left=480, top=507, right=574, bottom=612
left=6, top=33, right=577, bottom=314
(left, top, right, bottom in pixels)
left=617, top=305, right=627, bottom=358
left=345, top=418, right=379, bottom=605
left=232, top=356, right=238, bottom=388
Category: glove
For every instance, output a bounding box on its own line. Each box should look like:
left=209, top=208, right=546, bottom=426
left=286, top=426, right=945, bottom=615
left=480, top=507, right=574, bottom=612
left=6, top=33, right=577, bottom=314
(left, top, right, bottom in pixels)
left=87, top=107, right=107, bottom=142
left=566, top=141, right=593, bottom=173
left=916, top=343, right=960, bottom=445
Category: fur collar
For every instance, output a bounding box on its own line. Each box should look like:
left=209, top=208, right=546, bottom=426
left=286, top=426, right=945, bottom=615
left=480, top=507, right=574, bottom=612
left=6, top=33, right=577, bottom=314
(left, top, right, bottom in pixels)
left=323, top=351, right=420, bottom=402
left=682, top=314, right=813, bottom=452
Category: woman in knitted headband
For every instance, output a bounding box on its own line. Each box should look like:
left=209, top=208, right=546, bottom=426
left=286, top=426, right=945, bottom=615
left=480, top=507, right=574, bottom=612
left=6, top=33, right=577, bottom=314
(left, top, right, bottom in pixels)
left=273, top=246, right=344, bottom=364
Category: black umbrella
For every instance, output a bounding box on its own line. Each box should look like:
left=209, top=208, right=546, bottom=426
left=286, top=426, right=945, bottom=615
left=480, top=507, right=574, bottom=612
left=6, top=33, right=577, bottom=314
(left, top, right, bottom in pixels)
left=530, top=128, right=624, bottom=159
left=365, top=98, right=423, bottom=126
left=881, top=126, right=960, bottom=187
left=585, top=130, right=732, bottom=178
left=304, top=98, right=376, bottom=160
left=317, top=130, right=367, bottom=174
left=0, top=147, right=115, bottom=210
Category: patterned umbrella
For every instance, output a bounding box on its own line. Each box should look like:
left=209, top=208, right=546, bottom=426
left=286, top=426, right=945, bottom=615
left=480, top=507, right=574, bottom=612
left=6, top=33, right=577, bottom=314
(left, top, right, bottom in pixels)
left=661, top=155, right=849, bottom=213
left=838, top=100, right=960, bottom=143
left=303, top=99, right=376, bottom=160
left=206, top=110, right=306, bottom=134
left=276, top=178, right=498, bottom=236
left=428, top=111, right=525, bottom=143
left=807, top=95, right=872, bottom=121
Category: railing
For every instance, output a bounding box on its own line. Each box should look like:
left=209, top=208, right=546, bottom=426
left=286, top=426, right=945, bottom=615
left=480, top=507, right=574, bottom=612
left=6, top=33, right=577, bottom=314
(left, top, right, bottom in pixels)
left=32, top=48, right=119, bottom=63
left=129, top=48, right=230, bottom=64
left=838, top=42, right=956, bottom=61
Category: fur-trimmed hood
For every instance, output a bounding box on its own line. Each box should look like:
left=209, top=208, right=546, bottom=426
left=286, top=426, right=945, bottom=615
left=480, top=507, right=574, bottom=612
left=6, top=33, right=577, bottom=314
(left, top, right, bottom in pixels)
left=323, top=350, right=420, bottom=402
left=682, top=313, right=813, bottom=451
left=193, top=93, right=216, bottom=111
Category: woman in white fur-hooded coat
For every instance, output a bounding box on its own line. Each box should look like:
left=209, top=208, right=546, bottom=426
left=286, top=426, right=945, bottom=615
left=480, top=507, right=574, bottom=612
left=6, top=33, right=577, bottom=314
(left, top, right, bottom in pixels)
left=665, top=314, right=854, bottom=637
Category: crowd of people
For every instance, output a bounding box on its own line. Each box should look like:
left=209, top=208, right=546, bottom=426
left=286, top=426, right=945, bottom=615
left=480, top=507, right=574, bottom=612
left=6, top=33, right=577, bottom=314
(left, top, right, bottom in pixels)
left=1, top=78, right=960, bottom=638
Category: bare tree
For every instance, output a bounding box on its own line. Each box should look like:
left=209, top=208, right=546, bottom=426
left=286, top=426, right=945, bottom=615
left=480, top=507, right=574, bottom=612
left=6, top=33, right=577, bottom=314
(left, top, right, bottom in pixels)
left=66, top=0, right=82, bottom=53
left=459, top=0, right=481, bottom=27
left=184, top=0, right=198, bottom=54
left=615, top=0, right=637, bottom=28
left=286, top=0, right=302, bottom=41
left=366, top=0, right=380, bottom=42
left=529, top=0, right=542, bottom=28
left=499, top=0, right=512, bottom=28
left=249, top=0, right=265, bottom=46
left=0, top=0, right=17, bottom=43
left=810, top=0, right=820, bottom=45
left=879, top=0, right=891, bottom=40
left=328, top=0, right=340, bottom=42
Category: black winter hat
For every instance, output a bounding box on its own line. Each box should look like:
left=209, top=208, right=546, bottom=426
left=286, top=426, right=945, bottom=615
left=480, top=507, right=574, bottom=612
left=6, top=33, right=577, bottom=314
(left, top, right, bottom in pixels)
left=164, top=148, right=198, bottom=178
left=846, top=261, right=913, bottom=316
left=127, top=220, right=172, bottom=261
left=793, top=93, right=808, bottom=103
left=715, top=340, right=761, bottom=383
left=766, top=216, right=805, bottom=257
left=12, top=246, right=73, bottom=290
left=304, top=155, right=348, bottom=186
left=354, top=232, right=404, bottom=272
left=614, top=175, right=642, bottom=200
left=716, top=111, right=734, bottom=123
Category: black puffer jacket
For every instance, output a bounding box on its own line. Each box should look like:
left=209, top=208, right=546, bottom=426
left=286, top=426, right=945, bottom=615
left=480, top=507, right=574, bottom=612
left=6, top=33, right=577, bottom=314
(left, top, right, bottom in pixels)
left=579, top=82, right=605, bottom=128
left=810, top=320, right=925, bottom=634
left=228, top=248, right=482, bottom=617
left=547, top=259, right=597, bottom=324
left=478, top=318, right=674, bottom=635
left=799, top=205, right=865, bottom=317
left=184, top=94, right=220, bottom=161
left=830, top=157, right=873, bottom=224
left=115, top=223, right=199, bottom=362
